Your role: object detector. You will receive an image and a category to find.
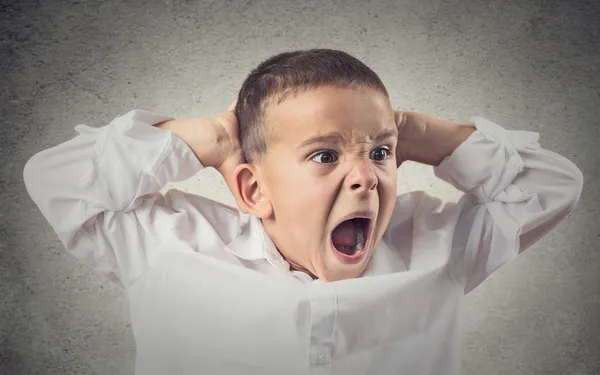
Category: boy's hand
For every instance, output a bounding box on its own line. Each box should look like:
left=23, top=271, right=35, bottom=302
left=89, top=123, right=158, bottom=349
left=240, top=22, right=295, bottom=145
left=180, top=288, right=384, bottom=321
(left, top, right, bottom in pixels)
left=214, top=101, right=245, bottom=195
left=394, top=110, right=476, bottom=167
left=157, top=100, right=245, bottom=208
left=156, top=100, right=244, bottom=178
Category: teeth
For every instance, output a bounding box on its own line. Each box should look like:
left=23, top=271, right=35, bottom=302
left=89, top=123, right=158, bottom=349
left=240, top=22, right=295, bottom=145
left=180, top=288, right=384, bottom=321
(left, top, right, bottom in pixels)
left=355, top=224, right=365, bottom=251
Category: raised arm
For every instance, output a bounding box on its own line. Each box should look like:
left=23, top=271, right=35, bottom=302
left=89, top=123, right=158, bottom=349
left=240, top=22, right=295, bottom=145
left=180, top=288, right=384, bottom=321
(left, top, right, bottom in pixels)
left=395, top=111, right=583, bottom=294
left=23, top=108, right=236, bottom=288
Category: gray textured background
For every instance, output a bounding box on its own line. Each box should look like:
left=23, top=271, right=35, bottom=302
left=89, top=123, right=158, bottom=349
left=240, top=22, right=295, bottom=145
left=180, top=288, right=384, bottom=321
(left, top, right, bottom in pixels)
left=2, top=0, right=599, bottom=374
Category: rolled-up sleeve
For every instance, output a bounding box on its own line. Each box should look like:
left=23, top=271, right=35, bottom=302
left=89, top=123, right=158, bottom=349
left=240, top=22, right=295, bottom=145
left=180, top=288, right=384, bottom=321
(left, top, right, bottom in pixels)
left=23, top=110, right=204, bottom=288
left=433, top=117, right=583, bottom=294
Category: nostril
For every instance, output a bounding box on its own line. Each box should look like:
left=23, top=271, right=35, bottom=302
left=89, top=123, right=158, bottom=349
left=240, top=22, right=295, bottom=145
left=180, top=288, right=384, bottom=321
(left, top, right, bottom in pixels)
left=351, top=183, right=377, bottom=191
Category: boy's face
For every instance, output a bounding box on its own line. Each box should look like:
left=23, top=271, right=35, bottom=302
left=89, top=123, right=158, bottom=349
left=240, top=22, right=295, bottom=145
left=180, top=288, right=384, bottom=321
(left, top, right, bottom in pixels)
left=256, top=86, right=398, bottom=282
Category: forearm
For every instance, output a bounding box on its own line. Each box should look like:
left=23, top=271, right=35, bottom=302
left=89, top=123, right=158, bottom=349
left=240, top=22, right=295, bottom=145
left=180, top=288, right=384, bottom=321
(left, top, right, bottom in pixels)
left=23, top=110, right=202, bottom=253
left=432, top=116, right=583, bottom=293
left=396, top=111, right=476, bottom=167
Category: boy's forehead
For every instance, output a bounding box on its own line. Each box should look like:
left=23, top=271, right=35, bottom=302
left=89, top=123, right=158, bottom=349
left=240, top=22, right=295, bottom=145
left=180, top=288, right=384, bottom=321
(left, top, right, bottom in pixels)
left=265, top=87, right=394, bottom=145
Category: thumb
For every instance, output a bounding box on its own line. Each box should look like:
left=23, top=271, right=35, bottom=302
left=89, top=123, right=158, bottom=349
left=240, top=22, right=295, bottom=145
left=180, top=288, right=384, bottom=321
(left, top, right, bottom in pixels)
left=394, top=110, right=410, bottom=130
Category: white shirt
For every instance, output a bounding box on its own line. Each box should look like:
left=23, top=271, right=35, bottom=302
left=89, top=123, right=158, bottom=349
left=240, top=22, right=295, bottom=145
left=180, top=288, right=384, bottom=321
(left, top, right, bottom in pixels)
left=23, top=109, right=583, bottom=375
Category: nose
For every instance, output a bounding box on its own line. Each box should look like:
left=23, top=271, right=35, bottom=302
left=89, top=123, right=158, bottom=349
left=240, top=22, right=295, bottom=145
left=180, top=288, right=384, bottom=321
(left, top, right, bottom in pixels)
left=347, top=160, right=377, bottom=194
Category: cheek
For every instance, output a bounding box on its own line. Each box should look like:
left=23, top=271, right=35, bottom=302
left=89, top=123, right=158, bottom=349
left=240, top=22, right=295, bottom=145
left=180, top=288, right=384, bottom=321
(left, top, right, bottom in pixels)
left=270, top=168, right=330, bottom=230
left=377, top=169, right=398, bottom=221
left=378, top=167, right=398, bottom=196
left=291, top=177, right=335, bottom=245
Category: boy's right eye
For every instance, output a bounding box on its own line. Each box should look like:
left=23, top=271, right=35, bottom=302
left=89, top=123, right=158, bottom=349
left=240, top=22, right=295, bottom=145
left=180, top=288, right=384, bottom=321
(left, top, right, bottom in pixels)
left=311, top=151, right=338, bottom=164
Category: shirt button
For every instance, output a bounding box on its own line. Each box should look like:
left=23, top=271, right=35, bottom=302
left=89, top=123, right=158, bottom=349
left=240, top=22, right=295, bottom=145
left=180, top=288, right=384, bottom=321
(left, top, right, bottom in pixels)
left=318, top=353, right=328, bottom=364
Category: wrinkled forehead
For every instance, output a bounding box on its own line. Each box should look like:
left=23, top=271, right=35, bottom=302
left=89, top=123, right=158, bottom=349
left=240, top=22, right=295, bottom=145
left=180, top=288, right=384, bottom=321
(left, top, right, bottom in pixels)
left=264, top=86, right=395, bottom=147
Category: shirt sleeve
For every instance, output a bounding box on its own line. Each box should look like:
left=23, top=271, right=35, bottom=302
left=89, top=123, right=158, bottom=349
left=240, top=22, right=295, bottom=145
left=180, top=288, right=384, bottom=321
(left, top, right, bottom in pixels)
left=23, top=109, right=205, bottom=288
left=433, top=117, right=583, bottom=294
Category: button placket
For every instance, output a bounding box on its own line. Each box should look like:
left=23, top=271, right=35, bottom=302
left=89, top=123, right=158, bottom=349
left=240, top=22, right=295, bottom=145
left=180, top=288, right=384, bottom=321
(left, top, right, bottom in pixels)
left=307, top=282, right=336, bottom=374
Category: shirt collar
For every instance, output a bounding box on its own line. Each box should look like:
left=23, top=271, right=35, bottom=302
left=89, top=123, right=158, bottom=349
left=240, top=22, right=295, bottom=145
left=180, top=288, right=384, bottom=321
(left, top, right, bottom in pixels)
left=225, top=214, right=291, bottom=272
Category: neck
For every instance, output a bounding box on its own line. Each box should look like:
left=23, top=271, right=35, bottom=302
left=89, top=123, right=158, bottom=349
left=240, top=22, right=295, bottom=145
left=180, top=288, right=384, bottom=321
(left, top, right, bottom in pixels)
left=260, top=218, right=319, bottom=280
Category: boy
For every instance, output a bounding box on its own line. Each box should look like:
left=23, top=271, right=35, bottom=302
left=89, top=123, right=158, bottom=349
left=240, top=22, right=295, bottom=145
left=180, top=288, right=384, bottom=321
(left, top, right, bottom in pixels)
left=23, top=49, right=583, bottom=374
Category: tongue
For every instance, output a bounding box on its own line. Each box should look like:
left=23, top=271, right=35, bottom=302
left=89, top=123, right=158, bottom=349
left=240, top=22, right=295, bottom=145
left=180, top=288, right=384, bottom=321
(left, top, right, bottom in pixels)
left=332, top=220, right=358, bottom=249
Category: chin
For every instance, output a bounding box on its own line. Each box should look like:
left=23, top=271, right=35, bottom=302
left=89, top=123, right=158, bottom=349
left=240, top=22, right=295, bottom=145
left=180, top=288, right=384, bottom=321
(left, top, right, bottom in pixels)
left=321, top=269, right=363, bottom=282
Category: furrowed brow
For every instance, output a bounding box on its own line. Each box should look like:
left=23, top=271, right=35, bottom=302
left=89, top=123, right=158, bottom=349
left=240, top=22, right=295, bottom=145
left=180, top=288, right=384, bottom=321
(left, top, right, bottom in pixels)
left=297, top=128, right=398, bottom=149
left=297, top=133, right=343, bottom=149
left=374, top=128, right=399, bottom=143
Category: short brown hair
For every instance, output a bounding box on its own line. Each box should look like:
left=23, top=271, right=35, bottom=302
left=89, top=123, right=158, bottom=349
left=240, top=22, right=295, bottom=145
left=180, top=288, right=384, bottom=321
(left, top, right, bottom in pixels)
left=234, top=49, right=389, bottom=163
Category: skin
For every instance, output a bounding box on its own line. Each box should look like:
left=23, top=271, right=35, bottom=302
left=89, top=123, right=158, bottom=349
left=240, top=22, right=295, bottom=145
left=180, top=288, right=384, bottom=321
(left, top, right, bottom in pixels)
left=232, top=86, right=399, bottom=282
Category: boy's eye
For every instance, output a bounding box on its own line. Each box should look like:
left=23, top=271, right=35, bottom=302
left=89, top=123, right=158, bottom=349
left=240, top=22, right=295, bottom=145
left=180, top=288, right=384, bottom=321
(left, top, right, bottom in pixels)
left=370, top=147, right=391, bottom=161
left=311, top=151, right=338, bottom=164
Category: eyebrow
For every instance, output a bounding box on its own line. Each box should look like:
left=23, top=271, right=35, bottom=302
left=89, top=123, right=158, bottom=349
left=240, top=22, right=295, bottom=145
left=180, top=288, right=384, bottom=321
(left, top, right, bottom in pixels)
left=297, top=128, right=399, bottom=149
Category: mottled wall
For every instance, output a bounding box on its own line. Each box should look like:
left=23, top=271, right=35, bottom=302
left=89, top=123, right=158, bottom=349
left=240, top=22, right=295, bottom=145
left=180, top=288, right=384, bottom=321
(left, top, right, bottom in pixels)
left=2, top=0, right=599, bottom=373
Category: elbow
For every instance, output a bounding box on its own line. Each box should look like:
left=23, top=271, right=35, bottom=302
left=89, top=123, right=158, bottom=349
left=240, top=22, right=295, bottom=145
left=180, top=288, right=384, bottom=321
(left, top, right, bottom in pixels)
left=573, top=163, right=583, bottom=198
left=542, top=150, right=584, bottom=214
left=519, top=165, right=583, bottom=252
left=563, top=158, right=584, bottom=212
left=23, top=152, right=43, bottom=199
left=23, top=149, right=54, bottom=204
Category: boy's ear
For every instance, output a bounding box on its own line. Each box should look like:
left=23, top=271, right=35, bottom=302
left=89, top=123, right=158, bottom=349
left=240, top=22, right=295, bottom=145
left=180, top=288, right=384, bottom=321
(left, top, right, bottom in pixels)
left=230, top=164, right=273, bottom=218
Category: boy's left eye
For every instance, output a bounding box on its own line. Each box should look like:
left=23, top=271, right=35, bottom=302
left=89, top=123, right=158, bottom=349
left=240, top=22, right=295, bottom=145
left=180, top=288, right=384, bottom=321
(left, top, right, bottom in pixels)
left=370, top=147, right=391, bottom=161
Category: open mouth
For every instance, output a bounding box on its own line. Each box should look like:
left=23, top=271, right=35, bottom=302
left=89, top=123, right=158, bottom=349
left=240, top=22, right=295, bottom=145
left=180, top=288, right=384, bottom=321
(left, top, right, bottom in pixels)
left=331, top=217, right=370, bottom=257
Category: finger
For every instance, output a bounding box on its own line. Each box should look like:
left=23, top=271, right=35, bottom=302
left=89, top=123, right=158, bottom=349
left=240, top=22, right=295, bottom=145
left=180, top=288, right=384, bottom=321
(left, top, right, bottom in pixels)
left=394, top=110, right=406, bottom=127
